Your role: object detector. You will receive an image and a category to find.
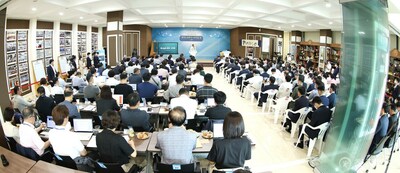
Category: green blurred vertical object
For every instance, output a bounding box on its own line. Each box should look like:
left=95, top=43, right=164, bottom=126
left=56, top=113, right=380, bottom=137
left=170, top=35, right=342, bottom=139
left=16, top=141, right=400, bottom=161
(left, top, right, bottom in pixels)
left=315, top=0, right=389, bottom=172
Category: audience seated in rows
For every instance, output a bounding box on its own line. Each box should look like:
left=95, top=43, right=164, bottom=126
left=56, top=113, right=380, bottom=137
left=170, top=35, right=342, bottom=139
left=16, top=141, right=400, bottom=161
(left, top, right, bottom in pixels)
left=205, top=91, right=231, bottom=120
left=114, top=72, right=134, bottom=104
left=13, top=86, right=34, bottom=113
left=3, top=107, right=20, bottom=143
left=197, top=73, right=218, bottom=98
left=84, top=73, right=100, bottom=102
left=137, top=73, right=158, bottom=101
left=283, top=86, right=308, bottom=132
left=59, top=88, right=80, bottom=119
left=129, top=68, right=143, bottom=85
left=164, top=74, right=185, bottom=101
left=36, top=86, right=56, bottom=122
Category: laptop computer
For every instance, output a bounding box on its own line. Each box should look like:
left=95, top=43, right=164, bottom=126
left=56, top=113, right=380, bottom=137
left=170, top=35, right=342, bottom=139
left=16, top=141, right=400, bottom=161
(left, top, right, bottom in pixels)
left=46, top=116, right=56, bottom=129
left=73, top=119, right=93, bottom=132
left=112, top=94, right=124, bottom=105
left=206, top=98, right=215, bottom=107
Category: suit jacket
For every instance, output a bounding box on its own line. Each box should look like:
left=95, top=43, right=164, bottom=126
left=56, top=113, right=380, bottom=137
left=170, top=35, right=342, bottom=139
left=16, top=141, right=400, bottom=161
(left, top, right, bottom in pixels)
left=327, top=93, right=336, bottom=109
left=305, top=106, right=332, bottom=139
left=46, top=66, right=56, bottom=82
left=205, top=104, right=232, bottom=120
left=372, top=114, right=389, bottom=147
left=93, top=56, right=99, bottom=67
left=35, top=96, right=56, bottom=122
left=393, top=85, right=400, bottom=100
left=261, top=84, right=279, bottom=92
left=86, top=57, right=92, bottom=68
left=293, top=95, right=309, bottom=112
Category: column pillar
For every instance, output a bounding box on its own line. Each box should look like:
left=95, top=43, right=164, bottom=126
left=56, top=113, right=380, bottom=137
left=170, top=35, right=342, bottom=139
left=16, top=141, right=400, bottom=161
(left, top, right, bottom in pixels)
left=72, top=24, right=78, bottom=57
left=0, top=8, right=9, bottom=148
left=316, top=0, right=389, bottom=172
left=319, top=29, right=332, bottom=69
left=290, top=30, right=302, bottom=62
left=106, top=11, right=123, bottom=66
left=86, top=25, right=92, bottom=53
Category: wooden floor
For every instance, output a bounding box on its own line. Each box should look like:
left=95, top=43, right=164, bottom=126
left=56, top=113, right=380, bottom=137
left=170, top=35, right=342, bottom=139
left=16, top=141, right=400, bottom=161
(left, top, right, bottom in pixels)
left=205, top=67, right=400, bottom=173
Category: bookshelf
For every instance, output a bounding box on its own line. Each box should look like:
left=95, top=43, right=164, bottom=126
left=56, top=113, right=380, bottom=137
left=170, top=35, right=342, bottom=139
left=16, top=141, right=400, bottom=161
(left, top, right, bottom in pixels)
left=297, top=40, right=320, bottom=68
left=387, top=49, right=400, bottom=97
left=6, top=30, right=31, bottom=95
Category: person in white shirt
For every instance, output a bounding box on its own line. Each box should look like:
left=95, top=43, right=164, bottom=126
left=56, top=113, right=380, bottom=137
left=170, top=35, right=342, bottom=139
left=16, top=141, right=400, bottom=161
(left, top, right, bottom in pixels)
left=72, top=72, right=86, bottom=90
left=158, top=64, right=169, bottom=80
left=168, top=68, right=178, bottom=87
left=3, top=107, right=20, bottom=143
left=12, top=86, right=34, bottom=113
left=19, top=107, right=51, bottom=157
left=102, top=65, right=112, bottom=77
left=170, top=88, right=198, bottom=120
left=57, top=73, right=66, bottom=88
left=48, top=105, right=92, bottom=171
left=242, top=70, right=263, bottom=98
left=126, top=62, right=135, bottom=75
left=191, top=69, right=204, bottom=86
left=277, top=75, right=293, bottom=99
left=39, top=78, right=52, bottom=97
left=51, top=78, right=64, bottom=95
left=105, top=70, right=120, bottom=86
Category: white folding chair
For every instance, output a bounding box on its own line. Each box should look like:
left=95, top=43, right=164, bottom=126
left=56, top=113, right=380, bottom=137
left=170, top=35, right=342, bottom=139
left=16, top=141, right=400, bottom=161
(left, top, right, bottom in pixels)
left=261, top=89, right=278, bottom=112
left=234, top=74, right=246, bottom=90
left=270, top=96, right=292, bottom=124
left=283, top=107, right=312, bottom=138
left=295, top=122, right=330, bottom=157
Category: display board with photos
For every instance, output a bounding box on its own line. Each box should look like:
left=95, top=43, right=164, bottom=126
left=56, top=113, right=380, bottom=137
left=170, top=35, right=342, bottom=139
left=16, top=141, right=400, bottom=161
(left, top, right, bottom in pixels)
left=78, top=31, right=87, bottom=55
left=36, top=30, right=53, bottom=68
left=60, top=30, right=72, bottom=64
left=92, top=32, right=98, bottom=52
left=6, top=30, right=31, bottom=94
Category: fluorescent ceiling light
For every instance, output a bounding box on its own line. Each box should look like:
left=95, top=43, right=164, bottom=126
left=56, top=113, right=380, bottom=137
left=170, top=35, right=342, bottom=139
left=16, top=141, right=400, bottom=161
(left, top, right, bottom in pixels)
left=325, top=3, right=331, bottom=8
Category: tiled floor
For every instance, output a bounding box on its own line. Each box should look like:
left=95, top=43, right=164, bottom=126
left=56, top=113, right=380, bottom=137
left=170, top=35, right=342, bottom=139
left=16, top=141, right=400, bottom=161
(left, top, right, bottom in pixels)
left=205, top=67, right=400, bottom=173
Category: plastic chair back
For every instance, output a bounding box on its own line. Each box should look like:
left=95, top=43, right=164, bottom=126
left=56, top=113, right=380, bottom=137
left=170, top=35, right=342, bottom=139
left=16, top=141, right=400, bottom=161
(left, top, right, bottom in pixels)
left=5, top=137, right=17, bottom=152
left=54, top=154, right=77, bottom=170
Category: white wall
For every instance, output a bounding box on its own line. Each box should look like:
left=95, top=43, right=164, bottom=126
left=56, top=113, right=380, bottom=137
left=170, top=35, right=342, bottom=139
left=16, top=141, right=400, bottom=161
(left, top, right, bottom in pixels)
left=332, top=31, right=342, bottom=44
left=283, top=31, right=290, bottom=56
left=304, top=31, right=319, bottom=42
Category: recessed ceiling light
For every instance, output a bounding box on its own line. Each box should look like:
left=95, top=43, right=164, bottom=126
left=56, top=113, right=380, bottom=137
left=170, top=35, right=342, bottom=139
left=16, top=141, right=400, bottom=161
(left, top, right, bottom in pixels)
left=325, top=2, right=331, bottom=8
left=291, top=25, right=295, bottom=28
left=59, top=12, right=64, bottom=16
left=329, top=21, right=333, bottom=25
left=32, top=7, right=37, bottom=11
left=308, top=23, right=312, bottom=26
left=94, top=20, right=98, bottom=22
left=278, top=26, right=281, bottom=29
left=79, top=16, right=83, bottom=20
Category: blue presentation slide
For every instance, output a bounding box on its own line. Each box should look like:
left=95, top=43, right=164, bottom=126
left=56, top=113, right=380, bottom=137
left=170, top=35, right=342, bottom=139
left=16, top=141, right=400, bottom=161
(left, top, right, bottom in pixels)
left=152, top=28, right=230, bottom=61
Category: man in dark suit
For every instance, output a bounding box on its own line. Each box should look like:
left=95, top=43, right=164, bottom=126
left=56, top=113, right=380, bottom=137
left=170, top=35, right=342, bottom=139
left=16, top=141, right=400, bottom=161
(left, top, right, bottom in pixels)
left=255, top=76, right=279, bottom=107
left=236, top=66, right=250, bottom=86
left=306, top=57, right=313, bottom=69
left=296, top=97, right=332, bottom=148
left=205, top=91, right=232, bottom=120
left=93, top=52, right=100, bottom=68
left=46, top=59, right=57, bottom=86
left=35, top=86, right=56, bottom=123
left=120, top=92, right=152, bottom=132
left=328, top=84, right=337, bottom=109
left=284, top=86, right=309, bottom=132
left=368, top=103, right=389, bottom=154
left=86, top=52, right=92, bottom=68
left=392, top=79, right=400, bottom=103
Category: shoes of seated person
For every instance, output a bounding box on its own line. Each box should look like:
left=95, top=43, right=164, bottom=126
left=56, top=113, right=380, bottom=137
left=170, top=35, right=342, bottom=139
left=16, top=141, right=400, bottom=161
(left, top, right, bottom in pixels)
left=285, top=128, right=291, bottom=133
left=257, top=104, right=262, bottom=107
left=294, top=142, right=304, bottom=149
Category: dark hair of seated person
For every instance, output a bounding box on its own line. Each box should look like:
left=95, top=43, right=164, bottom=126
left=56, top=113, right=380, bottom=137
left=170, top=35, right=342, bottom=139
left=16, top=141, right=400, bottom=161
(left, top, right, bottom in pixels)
left=175, top=74, right=185, bottom=84
left=108, top=70, right=115, bottom=78
left=214, top=91, right=226, bottom=105
left=120, top=72, right=128, bottom=80
left=13, top=86, right=19, bottom=95
left=142, top=72, right=151, bottom=82
left=312, top=96, right=322, bottom=105
left=297, top=86, right=306, bottom=96
left=178, top=88, right=189, bottom=95
left=101, top=110, right=120, bottom=129
left=4, top=107, right=15, bottom=122
left=223, top=111, right=245, bottom=139
left=204, top=73, right=213, bottom=83
left=37, top=86, right=46, bottom=96
left=269, top=76, right=276, bottom=85
left=151, top=69, right=158, bottom=76
left=40, top=78, right=47, bottom=85
left=168, top=106, right=186, bottom=127
left=100, top=85, right=113, bottom=99
left=51, top=105, right=69, bottom=125
left=127, top=92, right=140, bottom=107
left=64, top=88, right=74, bottom=97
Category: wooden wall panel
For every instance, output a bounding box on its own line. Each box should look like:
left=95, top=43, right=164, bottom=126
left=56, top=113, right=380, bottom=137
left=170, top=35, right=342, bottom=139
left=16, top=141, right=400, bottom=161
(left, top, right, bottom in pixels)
left=60, top=23, right=72, bottom=30
left=37, top=21, right=53, bottom=29
left=6, top=19, right=29, bottom=29
left=92, top=27, right=98, bottom=32
left=78, top=25, right=86, bottom=31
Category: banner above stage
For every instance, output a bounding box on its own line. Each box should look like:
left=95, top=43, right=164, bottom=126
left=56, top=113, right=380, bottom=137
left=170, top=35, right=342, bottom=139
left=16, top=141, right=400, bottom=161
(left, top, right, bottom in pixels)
left=180, top=36, right=203, bottom=42
left=241, top=39, right=260, bottom=47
